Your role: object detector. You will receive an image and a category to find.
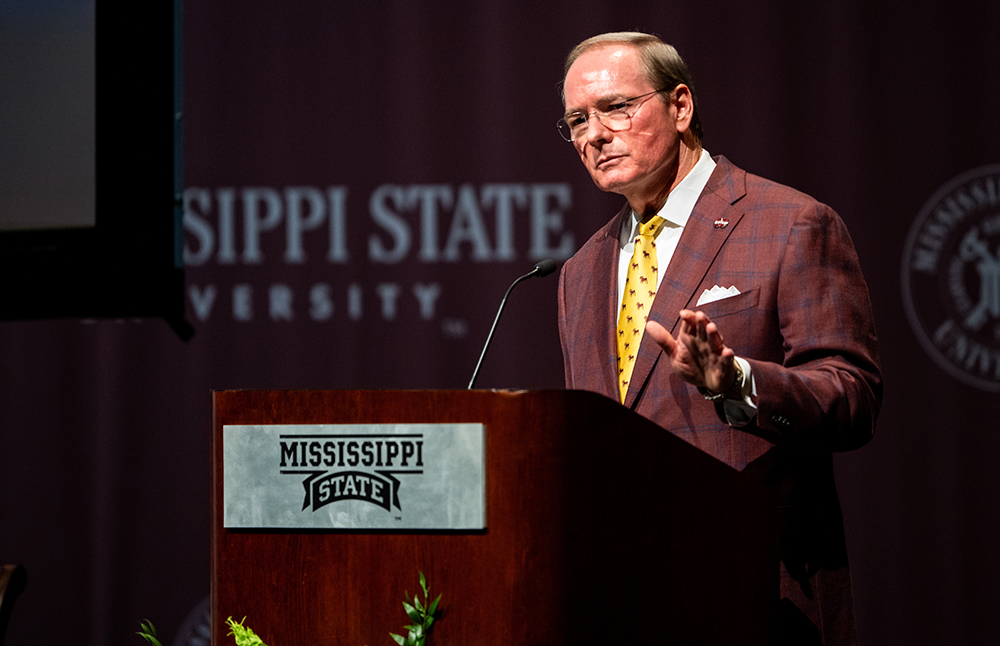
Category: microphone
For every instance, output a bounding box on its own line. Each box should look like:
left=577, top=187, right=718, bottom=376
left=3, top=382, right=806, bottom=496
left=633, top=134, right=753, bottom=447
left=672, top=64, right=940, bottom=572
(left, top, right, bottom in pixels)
left=467, top=258, right=558, bottom=389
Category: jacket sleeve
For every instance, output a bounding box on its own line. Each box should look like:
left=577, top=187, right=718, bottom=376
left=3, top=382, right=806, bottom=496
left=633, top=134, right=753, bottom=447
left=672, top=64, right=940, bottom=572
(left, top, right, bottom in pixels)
left=746, top=201, right=882, bottom=451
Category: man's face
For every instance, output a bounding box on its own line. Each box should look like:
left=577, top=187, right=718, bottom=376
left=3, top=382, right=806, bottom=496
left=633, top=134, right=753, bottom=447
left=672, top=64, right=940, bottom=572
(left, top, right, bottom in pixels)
left=563, top=45, right=684, bottom=206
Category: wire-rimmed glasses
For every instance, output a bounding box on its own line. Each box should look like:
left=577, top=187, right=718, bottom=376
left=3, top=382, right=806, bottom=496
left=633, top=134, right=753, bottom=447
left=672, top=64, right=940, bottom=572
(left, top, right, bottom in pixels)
left=557, top=88, right=668, bottom=142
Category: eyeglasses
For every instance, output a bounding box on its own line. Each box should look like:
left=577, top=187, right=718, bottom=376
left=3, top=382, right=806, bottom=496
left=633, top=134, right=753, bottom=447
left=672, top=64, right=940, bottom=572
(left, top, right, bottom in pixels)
left=557, top=88, right=668, bottom=142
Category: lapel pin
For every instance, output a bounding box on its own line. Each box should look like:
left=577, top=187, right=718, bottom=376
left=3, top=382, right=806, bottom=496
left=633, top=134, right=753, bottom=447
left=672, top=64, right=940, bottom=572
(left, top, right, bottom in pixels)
left=714, top=218, right=729, bottom=229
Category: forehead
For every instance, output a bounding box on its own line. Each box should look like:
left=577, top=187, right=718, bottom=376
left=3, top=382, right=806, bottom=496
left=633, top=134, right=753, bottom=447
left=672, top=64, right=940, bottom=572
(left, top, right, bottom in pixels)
left=564, top=44, right=649, bottom=110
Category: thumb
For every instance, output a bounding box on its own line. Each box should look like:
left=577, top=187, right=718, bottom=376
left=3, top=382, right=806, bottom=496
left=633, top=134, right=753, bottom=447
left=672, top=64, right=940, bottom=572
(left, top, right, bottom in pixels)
left=645, top=320, right=675, bottom=352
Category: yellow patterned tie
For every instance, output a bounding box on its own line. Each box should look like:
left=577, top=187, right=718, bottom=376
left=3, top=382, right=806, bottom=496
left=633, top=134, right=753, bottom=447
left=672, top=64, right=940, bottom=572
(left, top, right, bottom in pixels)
left=617, top=215, right=665, bottom=402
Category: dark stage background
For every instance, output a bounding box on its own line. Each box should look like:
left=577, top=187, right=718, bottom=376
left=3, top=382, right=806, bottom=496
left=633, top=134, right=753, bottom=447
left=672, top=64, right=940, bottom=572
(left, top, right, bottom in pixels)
left=2, top=1, right=1000, bottom=644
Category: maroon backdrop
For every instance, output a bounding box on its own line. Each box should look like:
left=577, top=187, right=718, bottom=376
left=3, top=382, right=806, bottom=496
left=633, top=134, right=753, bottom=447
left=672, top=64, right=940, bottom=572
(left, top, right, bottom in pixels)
left=2, top=1, right=1000, bottom=645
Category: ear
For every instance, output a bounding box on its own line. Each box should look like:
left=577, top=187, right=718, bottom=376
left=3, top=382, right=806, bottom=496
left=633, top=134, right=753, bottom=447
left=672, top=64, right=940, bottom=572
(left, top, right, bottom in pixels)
left=672, top=84, right=695, bottom=134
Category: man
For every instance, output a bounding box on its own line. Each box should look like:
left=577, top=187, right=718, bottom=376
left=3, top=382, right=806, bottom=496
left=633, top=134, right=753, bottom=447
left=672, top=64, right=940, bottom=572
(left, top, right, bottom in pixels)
left=557, top=32, right=882, bottom=645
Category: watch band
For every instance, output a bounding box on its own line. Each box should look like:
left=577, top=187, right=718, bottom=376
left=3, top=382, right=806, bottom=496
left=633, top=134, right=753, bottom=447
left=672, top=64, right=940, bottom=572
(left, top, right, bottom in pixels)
left=698, top=359, right=744, bottom=401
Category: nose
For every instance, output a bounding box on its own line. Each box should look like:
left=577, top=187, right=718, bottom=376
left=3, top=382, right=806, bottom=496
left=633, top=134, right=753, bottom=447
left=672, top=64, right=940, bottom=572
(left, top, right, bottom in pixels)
left=583, top=114, right=613, bottom=145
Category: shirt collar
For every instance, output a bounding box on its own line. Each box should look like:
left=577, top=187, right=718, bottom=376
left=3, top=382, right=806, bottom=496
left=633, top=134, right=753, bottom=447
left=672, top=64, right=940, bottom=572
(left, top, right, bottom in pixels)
left=622, top=149, right=717, bottom=244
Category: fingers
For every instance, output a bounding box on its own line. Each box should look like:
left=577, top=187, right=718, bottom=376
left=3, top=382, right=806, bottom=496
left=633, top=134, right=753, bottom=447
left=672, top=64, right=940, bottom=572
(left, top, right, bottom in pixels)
left=649, top=311, right=731, bottom=361
left=705, top=321, right=726, bottom=352
left=649, top=310, right=737, bottom=391
left=679, top=309, right=726, bottom=350
left=644, top=320, right=676, bottom=352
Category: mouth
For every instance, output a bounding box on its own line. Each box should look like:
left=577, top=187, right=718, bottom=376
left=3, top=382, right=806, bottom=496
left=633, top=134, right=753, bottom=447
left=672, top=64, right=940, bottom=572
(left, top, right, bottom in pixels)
left=595, top=154, right=624, bottom=169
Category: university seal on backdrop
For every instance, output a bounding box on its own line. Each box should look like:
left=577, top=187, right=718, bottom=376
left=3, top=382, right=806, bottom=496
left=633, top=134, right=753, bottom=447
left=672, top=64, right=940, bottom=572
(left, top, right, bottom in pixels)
left=902, top=164, right=1000, bottom=392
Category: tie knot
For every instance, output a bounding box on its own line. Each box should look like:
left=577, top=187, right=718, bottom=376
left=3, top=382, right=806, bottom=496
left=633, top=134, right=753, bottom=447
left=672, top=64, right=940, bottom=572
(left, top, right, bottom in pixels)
left=638, top=215, right=666, bottom=239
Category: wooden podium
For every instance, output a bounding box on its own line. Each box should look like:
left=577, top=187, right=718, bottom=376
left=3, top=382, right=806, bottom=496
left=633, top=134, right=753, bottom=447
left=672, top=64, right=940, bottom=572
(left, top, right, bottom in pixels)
left=212, top=389, right=776, bottom=645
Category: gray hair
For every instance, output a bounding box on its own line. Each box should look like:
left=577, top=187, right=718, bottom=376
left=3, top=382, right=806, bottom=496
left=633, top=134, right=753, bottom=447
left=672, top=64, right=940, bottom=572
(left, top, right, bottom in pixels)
left=562, top=32, right=703, bottom=141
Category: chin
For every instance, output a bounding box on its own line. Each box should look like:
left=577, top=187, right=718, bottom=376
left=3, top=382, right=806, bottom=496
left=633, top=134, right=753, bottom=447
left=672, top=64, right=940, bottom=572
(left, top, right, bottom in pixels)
left=591, top=173, right=635, bottom=195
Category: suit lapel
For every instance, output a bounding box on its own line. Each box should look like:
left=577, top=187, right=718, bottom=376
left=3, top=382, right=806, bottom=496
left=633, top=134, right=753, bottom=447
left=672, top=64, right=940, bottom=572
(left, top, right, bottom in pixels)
left=624, top=157, right=748, bottom=409
left=590, top=204, right=631, bottom=400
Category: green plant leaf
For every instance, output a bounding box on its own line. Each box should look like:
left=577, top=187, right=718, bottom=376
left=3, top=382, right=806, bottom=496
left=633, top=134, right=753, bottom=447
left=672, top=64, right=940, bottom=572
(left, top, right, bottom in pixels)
left=394, top=571, right=441, bottom=646
left=402, top=600, right=420, bottom=622
left=225, top=616, right=268, bottom=646
left=136, top=620, right=164, bottom=646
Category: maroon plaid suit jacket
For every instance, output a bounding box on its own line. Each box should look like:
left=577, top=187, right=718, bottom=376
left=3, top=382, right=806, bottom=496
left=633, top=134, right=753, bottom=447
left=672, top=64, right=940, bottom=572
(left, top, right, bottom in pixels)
left=558, top=156, right=882, bottom=645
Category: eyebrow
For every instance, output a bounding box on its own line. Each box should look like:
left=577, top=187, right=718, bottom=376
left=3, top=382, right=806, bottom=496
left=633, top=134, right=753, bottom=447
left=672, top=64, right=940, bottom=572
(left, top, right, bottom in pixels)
left=563, top=93, right=629, bottom=119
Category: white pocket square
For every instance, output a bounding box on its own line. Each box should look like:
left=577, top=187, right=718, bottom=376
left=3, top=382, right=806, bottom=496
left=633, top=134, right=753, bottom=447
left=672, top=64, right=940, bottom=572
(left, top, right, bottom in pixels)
left=696, top=285, right=741, bottom=306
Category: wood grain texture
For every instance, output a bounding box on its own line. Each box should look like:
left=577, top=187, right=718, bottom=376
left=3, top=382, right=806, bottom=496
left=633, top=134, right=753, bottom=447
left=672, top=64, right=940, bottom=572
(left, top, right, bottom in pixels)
left=212, top=389, right=776, bottom=645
